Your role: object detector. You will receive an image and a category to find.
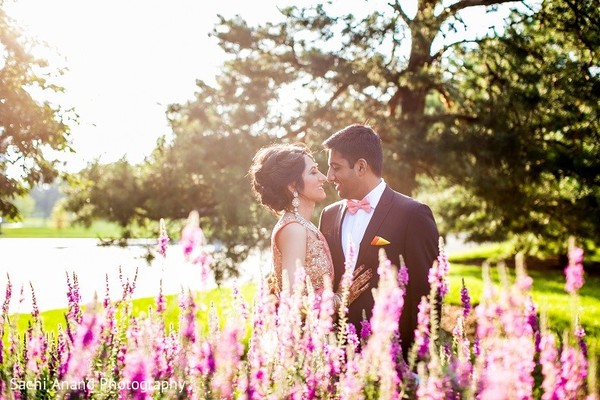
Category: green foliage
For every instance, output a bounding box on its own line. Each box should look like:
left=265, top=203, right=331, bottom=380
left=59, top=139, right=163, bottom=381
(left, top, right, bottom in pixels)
left=63, top=159, right=146, bottom=229
left=0, top=6, right=73, bottom=219
left=425, top=0, right=600, bottom=254
left=159, top=103, right=276, bottom=280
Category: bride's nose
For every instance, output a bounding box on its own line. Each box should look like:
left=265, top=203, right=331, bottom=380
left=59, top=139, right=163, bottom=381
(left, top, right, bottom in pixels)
left=318, top=171, right=327, bottom=182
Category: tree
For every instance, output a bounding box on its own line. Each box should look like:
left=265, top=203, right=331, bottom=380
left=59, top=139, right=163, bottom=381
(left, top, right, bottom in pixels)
left=207, top=0, right=521, bottom=194
left=0, top=4, right=72, bottom=219
left=63, top=159, right=146, bottom=232
left=424, top=0, right=599, bottom=253
left=156, top=105, right=275, bottom=280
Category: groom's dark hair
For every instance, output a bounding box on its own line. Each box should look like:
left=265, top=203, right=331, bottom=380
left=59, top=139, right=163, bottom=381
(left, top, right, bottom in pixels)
left=323, top=124, right=383, bottom=177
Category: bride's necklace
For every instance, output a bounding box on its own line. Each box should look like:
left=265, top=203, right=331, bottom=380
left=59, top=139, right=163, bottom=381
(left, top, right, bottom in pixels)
left=290, top=212, right=319, bottom=235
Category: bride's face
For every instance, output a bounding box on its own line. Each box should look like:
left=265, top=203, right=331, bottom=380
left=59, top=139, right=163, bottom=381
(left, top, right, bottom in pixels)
left=299, top=155, right=327, bottom=203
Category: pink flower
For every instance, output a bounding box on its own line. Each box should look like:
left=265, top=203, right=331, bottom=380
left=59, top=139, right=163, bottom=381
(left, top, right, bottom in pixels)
left=556, top=345, right=587, bottom=399
left=64, top=309, right=103, bottom=382
left=540, top=332, right=560, bottom=399
left=181, top=210, right=213, bottom=281
left=157, top=218, right=169, bottom=257
left=121, top=352, right=153, bottom=399
left=1, top=273, right=11, bottom=317
left=25, top=333, right=45, bottom=373
left=360, top=319, right=372, bottom=340
left=460, top=279, right=471, bottom=318
left=155, top=279, right=166, bottom=314
left=565, top=244, right=585, bottom=294
left=575, top=324, right=588, bottom=358
left=66, top=271, right=81, bottom=324
left=181, top=210, right=204, bottom=258
left=414, top=297, right=431, bottom=358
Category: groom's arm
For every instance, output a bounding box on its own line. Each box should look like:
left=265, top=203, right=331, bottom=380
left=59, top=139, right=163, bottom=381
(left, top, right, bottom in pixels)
left=400, top=202, right=440, bottom=356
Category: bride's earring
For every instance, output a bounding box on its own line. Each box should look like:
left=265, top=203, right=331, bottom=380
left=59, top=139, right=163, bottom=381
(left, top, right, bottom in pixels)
left=292, top=190, right=300, bottom=215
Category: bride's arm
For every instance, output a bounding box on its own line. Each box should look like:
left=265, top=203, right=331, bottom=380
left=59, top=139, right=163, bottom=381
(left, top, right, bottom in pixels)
left=275, top=223, right=307, bottom=289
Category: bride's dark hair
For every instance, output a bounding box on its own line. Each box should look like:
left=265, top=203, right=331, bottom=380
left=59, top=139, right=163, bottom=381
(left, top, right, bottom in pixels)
left=249, top=143, right=312, bottom=214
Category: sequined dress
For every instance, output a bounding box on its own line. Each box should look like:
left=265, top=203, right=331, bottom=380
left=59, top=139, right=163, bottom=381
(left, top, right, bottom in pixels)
left=270, top=212, right=334, bottom=294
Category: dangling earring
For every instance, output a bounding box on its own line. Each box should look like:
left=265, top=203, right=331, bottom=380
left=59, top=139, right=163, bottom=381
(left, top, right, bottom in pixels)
left=292, top=190, right=300, bottom=215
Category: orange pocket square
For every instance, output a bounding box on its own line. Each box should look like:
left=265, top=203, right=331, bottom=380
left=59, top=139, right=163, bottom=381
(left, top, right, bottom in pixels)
left=370, top=236, right=390, bottom=246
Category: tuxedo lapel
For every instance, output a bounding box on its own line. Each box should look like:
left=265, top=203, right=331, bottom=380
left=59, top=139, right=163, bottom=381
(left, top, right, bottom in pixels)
left=335, top=203, right=347, bottom=253
left=330, top=202, right=348, bottom=290
left=356, top=186, right=394, bottom=268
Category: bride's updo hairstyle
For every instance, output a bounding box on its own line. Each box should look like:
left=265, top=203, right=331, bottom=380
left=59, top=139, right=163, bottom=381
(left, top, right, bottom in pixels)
left=250, top=143, right=311, bottom=214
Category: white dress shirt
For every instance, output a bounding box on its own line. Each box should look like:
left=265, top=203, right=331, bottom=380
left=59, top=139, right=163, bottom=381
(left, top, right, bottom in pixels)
left=341, top=179, right=386, bottom=272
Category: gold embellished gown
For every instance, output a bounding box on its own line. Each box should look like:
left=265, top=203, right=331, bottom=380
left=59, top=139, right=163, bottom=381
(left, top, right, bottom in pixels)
left=270, top=212, right=334, bottom=294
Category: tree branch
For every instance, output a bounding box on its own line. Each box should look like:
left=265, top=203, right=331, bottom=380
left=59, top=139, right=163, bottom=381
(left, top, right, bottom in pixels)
left=387, top=70, right=410, bottom=117
left=431, top=38, right=480, bottom=61
left=439, top=0, right=521, bottom=24
left=388, top=0, right=412, bottom=27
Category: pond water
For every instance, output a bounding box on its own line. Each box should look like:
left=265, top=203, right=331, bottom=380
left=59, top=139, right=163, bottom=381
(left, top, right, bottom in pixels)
left=0, top=238, right=268, bottom=314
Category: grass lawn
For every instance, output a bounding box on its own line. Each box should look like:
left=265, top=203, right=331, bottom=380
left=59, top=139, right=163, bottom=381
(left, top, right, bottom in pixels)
left=1, top=219, right=122, bottom=238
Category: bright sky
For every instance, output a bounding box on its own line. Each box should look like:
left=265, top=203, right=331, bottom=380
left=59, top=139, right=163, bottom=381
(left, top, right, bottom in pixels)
left=5, top=0, right=514, bottom=173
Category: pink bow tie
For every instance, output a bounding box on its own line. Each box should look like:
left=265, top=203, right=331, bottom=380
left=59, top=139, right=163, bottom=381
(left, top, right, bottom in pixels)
left=346, top=198, right=372, bottom=215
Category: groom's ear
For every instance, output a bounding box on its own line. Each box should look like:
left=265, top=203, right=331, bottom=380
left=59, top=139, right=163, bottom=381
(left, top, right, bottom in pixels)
left=355, top=158, right=368, bottom=176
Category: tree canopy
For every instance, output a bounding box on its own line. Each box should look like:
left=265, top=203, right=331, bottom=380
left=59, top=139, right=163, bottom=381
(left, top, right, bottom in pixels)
left=422, top=0, right=599, bottom=252
left=0, top=5, right=72, bottom=219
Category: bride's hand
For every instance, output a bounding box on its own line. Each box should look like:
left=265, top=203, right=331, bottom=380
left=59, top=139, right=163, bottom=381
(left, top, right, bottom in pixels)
left=347, top=264, right=373, bottom=305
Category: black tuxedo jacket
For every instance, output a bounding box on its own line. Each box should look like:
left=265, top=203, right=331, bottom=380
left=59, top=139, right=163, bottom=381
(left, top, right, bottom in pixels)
left=319, top=186, right=439, bottom=355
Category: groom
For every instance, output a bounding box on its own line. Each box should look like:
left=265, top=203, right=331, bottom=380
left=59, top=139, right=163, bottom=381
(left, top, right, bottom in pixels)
left=319, top=124, right=439, bottom=356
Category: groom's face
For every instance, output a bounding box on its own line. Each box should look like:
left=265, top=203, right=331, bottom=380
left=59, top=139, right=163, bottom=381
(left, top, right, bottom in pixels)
left=326, top=149, right=360, bottom=199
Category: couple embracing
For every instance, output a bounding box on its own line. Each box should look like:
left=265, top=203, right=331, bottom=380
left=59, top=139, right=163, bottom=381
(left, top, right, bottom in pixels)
left=249, top=124, right=439, bottom=356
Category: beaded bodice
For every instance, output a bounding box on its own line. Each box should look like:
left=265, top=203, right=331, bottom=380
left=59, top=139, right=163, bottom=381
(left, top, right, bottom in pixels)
left=270, top=212, right=334, bottom=293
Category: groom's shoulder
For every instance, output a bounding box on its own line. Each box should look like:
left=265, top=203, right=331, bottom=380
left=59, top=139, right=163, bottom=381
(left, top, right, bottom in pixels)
left=388, top=187, right=432, bottom=211
left=321, top=199, right=345, bottom=215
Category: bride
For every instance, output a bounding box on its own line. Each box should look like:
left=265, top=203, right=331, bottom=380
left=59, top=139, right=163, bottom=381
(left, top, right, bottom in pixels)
left=249, top=143, right=371, bottom=307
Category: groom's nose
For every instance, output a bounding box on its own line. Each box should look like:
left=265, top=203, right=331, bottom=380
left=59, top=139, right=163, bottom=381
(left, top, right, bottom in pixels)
left=326, top=169, right=335, bottom=182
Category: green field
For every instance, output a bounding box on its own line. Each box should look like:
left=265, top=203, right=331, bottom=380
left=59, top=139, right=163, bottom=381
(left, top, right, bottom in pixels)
left=0, top=219, right=122, bottom=238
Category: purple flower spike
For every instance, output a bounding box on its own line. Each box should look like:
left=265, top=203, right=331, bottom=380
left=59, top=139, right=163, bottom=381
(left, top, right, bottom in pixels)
left=156, top=279, right=166, bottom=314
left=460, top=279, right=471, bottom=318
left=181, top=210, right=204, bottom=258
left=360, top=319, right=372, bottom=340
left=565, top=239, right=585, bottom=295
left=157, top=218, right=169, bottom=258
